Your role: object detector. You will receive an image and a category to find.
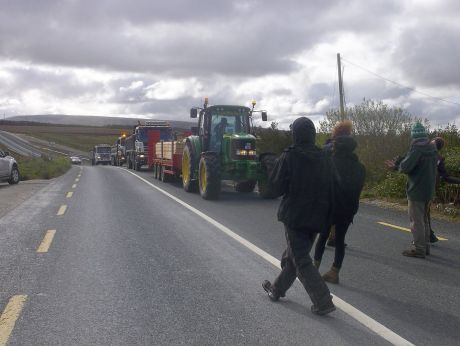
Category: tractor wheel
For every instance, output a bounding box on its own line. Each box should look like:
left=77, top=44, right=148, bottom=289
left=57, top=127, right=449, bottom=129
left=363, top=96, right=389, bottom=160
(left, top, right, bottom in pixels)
left=153, top=163, right=158, bottom=179
left=8, top=166, right=20, bottom=185
left=198, top=154, right=221, bottom=200
left=127, top=156, right=132, bottom=169
left=258, top=154, right=277, bottom=199
left=182, top=143, right=198, bottom=192
left=235, top=180, right=256, bottom=193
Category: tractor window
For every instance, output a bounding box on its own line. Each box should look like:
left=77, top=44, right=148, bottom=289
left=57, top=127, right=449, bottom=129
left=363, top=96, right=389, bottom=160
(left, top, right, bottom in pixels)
left=96, top=147, right=111, bottom=153
left=210, top=114, right=249, bottom=151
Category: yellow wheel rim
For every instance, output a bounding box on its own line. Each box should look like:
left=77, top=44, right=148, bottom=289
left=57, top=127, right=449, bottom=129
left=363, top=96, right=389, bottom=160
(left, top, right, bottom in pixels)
left=182, top=150, right=190, bottom=185
left=200, top=161, right=207, bottom=192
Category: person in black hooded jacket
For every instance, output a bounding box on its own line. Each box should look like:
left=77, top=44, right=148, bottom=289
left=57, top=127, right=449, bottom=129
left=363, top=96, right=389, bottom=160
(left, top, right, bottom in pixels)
left=314, top=129, right=365, bottom=284
left=262, top=117, right=336, bottom=316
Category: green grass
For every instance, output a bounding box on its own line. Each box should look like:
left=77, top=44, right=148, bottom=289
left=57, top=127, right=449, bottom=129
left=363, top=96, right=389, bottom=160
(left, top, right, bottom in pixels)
left=30, top=133, right=119, bottom=152
left=18, top=156, right=71, bottom=180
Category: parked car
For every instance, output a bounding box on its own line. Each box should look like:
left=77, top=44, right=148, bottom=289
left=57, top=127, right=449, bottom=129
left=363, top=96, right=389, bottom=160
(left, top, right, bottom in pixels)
left=70, top=156, right=82, bottom=165
left=0, top=150, right=20, bottom=184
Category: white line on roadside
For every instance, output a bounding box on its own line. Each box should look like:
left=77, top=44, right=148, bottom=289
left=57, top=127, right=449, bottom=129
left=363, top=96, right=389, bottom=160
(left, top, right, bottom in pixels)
left=124, top=169, right=414, bottom=346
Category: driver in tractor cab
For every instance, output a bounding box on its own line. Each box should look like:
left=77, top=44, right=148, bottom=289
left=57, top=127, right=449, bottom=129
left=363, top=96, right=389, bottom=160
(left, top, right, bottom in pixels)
left=212, top=117, right=228, bottom=151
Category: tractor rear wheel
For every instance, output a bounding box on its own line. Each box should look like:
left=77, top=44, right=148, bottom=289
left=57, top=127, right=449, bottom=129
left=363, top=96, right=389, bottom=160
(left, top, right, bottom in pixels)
left=198, top=154, right=221, bottom=200
left=235, top=180, right=256, bottom=193
left=182, top=143, right=197, bottom=192
left=258, top=154, right=277, bottom=199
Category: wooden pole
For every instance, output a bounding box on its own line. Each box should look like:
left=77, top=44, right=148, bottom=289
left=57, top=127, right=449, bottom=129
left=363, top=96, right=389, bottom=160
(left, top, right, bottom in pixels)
left=337, top=53, right=345, bottom=120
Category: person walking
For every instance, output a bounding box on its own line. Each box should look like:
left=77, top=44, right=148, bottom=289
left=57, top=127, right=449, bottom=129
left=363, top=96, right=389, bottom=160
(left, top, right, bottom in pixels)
left=385, top=122, right=437, bottom=258
left=314, top=121, right=365, bottom=284
left=262, top=117, right=336, bottom=316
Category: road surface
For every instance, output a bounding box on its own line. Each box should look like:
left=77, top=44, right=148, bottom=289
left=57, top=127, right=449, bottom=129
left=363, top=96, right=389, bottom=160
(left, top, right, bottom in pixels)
left=0, top=165, right=459, bottom=345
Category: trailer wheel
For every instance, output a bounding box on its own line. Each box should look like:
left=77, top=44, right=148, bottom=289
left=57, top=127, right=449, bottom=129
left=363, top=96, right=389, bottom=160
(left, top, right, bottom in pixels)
left=182, top=143, right=197, bottom=192
left=198, top=154, right=221, bottom=200
left=258, top=154, right=277, bottom=199
left=235, top=180, right=256, bottom=193
left=127, top=155, right=132, bottom=169
left=160, top=166, right=169, bottom=183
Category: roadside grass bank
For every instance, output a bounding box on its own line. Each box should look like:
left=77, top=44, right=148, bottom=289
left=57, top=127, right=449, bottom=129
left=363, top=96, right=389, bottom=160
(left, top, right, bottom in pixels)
left=18, top=156, right=71, bottom=181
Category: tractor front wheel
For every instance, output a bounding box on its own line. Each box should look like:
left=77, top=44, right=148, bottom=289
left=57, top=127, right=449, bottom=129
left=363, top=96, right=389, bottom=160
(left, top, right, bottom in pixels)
left=258, top=154, right=277, bottom=199
left=198, top=154, right=221, bottom=200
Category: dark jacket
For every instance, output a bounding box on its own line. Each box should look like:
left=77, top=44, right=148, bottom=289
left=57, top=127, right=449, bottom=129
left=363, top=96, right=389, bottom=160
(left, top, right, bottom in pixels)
left=332, top=136, right=365, bottom=222
left=398, top=138, right=437, bottom=202
left=437, top=155, right=460, bottom=185
left=268, top=143, right=334, bottom=232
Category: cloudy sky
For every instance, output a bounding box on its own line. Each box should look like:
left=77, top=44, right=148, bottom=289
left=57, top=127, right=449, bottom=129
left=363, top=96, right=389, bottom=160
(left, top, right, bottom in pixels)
left=0, top=0, right=459, bottom=128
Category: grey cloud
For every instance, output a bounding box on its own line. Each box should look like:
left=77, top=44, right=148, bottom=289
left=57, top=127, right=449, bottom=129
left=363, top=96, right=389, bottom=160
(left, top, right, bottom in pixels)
left=394, top=23, right=460, bottom=87
left=0, top=0, right=401, bottom=77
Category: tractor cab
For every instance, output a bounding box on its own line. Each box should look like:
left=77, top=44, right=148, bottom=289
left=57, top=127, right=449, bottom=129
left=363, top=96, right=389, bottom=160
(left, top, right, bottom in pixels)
left=184, top=99, right=273, bottom=200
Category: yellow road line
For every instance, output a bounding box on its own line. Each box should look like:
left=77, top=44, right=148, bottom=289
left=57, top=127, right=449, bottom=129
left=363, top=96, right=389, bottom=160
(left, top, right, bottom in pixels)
left=0, top=295, right=28, bottom=346
left=57, top=205, right=67, bottom=216
left=377, top=222, right=448, bottom=241
left=66, top=192, right=73, bottom=198
left=37, top=230, right=56, bottom=253
left=72, top=184, right=77, bottom=189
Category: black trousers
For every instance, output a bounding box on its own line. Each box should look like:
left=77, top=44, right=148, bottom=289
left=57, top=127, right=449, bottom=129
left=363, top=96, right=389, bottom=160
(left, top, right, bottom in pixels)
left=314, top=220, right=351, bottom=269
left=272, top=225, right=333, bottom=307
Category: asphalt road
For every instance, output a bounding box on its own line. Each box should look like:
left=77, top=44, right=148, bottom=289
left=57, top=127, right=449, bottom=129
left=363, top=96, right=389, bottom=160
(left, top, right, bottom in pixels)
left=0, top=165, right=459, bottom=345
left=0, top=131, right=42, bottom=157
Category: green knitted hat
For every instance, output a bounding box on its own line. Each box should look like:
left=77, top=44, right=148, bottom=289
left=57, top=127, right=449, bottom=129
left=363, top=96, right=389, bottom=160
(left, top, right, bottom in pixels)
left=411, top=122, right=427, bottom=139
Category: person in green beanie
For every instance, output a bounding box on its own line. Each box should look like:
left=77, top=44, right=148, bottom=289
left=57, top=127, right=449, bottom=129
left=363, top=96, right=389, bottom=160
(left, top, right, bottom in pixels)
left=385, top=122, right=437, bottom=258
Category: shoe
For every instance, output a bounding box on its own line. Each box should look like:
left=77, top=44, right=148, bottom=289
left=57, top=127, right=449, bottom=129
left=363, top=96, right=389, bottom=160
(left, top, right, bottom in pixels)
left=313, top=260, right=321, bottom=269
left=430, top=233, right=439, bottom=243
left=262, top=280, right=280, bottom=302
left=322, top=266, right=340, bottom=284
left=311, top=300, right=336, bottom=316
left=402, top=249, right=425, bottom=259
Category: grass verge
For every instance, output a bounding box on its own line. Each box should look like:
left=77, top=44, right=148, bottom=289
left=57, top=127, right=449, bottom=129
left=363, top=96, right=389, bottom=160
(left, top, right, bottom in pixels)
left=18, top=156, right=71, bottom=180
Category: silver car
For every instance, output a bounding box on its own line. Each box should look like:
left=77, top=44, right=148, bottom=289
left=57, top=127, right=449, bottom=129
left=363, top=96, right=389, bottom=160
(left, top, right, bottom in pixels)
left=0, top=150, right=20, bottom=184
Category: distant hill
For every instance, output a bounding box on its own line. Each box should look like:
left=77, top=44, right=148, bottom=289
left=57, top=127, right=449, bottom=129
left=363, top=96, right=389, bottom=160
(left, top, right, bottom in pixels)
left=6, top=114, right=194, bottom=130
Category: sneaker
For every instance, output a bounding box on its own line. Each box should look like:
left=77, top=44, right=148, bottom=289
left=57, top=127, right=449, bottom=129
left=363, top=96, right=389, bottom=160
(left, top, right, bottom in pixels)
left=326, top=239, right=336, bottom=247
left=311, top=300, right=336, bottom=316
left=402, top=249, right=425, bottom=259
left=430, top=233, right=439, bottom=243
left=262, top=280, right=280, bottom=302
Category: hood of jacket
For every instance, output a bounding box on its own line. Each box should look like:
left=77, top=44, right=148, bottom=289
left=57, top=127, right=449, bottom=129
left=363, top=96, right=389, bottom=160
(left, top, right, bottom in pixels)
left=333, top=135, right=357, bottom=154
left=292, top=117, right=316, bottom=145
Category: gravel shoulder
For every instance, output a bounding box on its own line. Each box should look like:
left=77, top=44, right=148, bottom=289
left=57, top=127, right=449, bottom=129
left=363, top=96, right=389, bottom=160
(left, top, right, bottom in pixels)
left=0, top=180, right=51, bottom=218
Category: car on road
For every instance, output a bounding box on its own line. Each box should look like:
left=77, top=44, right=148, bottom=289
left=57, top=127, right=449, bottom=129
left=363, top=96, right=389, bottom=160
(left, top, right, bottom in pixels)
left=70, top=156, right=82, bottom=165
left=0, top=150, right=20, bottom=184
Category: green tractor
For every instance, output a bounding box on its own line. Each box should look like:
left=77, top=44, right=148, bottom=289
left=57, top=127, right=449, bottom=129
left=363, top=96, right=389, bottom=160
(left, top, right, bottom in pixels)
left=182, top=98, right=276, bottom=200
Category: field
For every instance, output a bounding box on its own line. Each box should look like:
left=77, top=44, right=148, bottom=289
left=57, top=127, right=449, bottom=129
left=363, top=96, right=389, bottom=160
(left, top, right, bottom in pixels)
left=0, top=124, right=131, bottom=153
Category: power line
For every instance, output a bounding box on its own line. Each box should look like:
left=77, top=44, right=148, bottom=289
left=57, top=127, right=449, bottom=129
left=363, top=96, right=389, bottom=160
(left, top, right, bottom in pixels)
left=341, top=57, right=460, bottom=107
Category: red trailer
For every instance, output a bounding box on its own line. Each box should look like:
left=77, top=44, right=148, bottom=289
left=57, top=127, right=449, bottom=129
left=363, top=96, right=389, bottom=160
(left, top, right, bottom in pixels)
left=146, top=130, right=192, bottom=182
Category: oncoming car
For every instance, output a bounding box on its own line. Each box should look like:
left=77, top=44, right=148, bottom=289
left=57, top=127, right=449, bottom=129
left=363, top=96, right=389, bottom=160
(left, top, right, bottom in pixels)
left=70, top=156, right=82, bottom=165
left=0, top=150, right=20, bottom=184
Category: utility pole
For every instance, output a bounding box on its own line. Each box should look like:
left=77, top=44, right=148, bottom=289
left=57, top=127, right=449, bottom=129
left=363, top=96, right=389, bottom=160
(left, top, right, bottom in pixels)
left=337, top=53, right=345, bottom=120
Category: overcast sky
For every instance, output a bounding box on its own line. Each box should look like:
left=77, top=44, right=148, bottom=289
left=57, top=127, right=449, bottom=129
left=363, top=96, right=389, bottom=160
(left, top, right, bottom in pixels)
left=0, top=0, right=459, bottom=128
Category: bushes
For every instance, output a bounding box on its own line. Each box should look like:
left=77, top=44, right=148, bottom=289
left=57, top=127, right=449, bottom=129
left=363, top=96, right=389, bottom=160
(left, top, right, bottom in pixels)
left=18, top=156, right=71, bottom=180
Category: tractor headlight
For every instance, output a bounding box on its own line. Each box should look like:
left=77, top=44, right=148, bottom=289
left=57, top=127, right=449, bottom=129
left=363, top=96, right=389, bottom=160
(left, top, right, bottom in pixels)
left=139, top=154, right=145, bottom=158
left=247, top=150, right=257, bottom=156
left=236, top=149, right=248, bottom=156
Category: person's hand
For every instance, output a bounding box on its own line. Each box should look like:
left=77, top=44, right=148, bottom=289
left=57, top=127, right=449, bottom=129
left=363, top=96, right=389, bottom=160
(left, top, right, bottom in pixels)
left=384, top=159, right=396, bottom=170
